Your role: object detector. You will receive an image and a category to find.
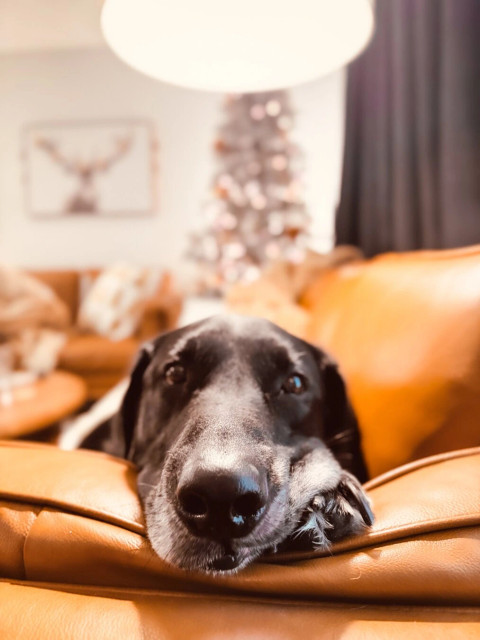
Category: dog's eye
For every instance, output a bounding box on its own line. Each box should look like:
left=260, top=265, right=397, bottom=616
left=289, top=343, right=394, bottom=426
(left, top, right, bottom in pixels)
left=164, top=363, right=186, bottom=385
left=282, top=374, right=307, bottom=395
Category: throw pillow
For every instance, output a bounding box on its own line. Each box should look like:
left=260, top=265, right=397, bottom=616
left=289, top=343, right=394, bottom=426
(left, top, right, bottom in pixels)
left=78, top=263, right=161, bottom=341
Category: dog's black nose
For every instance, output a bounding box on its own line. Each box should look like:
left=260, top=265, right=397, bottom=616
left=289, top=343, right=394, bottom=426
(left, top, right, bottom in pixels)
left=176, top=464, right=268, bottom=540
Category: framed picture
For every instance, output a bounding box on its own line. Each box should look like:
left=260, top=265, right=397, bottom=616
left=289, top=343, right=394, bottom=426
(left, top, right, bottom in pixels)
left=23, top=120, right=156, bottom=218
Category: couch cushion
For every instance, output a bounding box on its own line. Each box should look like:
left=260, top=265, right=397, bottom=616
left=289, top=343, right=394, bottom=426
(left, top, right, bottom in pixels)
left=0, top=441, right=478, bottom=607
left=28, top=270, right=81, bottom=323
left=1, top=581, right=478, bottom=640
left=58, top=334, right=139, bottom=374
left=302, top=245, right=480, bottom=476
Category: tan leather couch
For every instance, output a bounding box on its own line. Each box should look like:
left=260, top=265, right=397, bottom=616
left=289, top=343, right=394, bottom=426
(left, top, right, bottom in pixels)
left=32, top=269, right=182, bottom=399
left=301, top=245, right=480, bottom=477
left=1, top=246, right=479, bottom=637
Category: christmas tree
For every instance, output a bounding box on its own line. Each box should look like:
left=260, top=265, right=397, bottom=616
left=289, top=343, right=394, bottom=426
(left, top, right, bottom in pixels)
left=188, top=91, right=310, bottom=292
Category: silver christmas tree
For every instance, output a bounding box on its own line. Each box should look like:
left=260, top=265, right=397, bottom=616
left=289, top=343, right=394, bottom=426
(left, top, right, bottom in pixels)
left=189, top=91, right=310, bottom=291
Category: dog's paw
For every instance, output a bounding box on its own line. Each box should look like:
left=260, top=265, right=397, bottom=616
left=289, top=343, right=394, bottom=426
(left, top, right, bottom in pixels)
left=289, top=471, right=374, bottom=551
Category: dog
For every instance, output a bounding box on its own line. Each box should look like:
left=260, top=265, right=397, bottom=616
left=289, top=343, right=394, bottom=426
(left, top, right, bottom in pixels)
left=81, top=315, right=373, bottom=573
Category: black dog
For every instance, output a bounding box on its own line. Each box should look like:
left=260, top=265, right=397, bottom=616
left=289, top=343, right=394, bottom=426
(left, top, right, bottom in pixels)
left=82, top=315, right=373, bottom=573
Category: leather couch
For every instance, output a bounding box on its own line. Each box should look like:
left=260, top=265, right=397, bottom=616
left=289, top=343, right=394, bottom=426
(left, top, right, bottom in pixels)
left=301, top=244, right=480, bottom=477
left=31, top=269, right=182, bottom=399
left=1, top=246, right=479, bottom=637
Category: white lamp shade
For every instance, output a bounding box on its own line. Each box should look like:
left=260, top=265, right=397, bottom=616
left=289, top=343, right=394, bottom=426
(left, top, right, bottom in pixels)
left=101, top=0, right=375, bottom=93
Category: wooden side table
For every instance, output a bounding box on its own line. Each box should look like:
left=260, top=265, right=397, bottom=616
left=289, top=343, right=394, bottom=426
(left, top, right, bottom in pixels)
left=0, top=371, right=87, bottom=440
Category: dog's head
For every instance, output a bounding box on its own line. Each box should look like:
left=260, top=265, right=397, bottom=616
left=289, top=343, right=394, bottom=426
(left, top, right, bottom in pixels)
left=118, top=315, right=368, bottom=573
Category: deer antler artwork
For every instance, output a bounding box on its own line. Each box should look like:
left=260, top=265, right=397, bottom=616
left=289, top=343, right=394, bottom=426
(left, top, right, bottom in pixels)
left=35, top=132, right=133, bottom=214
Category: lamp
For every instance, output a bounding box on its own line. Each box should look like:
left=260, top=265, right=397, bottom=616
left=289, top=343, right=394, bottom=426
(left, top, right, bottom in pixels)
left=101, top=0, right=375, bottom=93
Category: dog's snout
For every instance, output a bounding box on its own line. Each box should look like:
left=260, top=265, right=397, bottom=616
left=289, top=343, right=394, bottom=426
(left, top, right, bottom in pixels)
left=176, top=464, right=268, bottom=540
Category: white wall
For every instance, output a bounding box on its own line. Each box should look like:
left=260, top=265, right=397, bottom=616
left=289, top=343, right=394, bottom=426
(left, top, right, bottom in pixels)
left=0, top=48, right=345, bottom=270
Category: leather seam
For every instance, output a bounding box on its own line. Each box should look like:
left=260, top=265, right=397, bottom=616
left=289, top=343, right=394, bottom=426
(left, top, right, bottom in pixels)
left=335, top=516, right=480, bottom=556
left=268, top=521, right=480, bottom=564
left=4, top=497, right=480, bottom=560
left=367, top=514, right=480, bottom=538
left=2, top=577, right=480, bottom=611
left=21, top=506, right=43, bottom=581
left=0, top=441, right=137, bottom=469
left=0, top=493, right=144, bottom=535
left=364, top=447, right=480, bottom=490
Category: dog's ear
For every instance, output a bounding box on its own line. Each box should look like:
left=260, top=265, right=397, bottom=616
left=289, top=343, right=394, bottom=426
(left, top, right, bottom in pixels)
left=311, top=347, right=369, bottom=482
left=118, top=341, right=155, bottom=460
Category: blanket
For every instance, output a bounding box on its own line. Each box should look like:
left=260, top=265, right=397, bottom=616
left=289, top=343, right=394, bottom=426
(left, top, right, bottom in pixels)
left=0, top=264, right=69, bottom=374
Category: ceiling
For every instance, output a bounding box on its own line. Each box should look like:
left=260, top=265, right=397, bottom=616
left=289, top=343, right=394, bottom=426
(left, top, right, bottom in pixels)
left=0, top=0, right=105, bottom=54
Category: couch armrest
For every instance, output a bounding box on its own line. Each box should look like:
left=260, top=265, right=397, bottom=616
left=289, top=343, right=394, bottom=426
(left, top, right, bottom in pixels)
left=0, top=442, right=479, bottom=603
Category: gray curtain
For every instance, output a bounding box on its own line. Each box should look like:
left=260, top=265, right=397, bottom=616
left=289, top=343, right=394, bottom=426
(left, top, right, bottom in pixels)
left=335, top=0, right=480, bottom=256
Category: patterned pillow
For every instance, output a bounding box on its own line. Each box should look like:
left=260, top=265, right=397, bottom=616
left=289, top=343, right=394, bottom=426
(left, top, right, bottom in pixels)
left=78, top=263, right=160, bottom=341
